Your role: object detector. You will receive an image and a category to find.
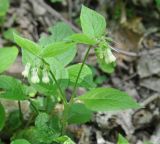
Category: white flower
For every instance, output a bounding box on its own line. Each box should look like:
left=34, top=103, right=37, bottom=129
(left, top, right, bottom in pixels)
left=42, top=70, right=50, bottom=83
left=31, top=68, right=40, bottom=84
left=22, top=63, right=31, bottom=77
left=105, top=48, right=116, bottom=64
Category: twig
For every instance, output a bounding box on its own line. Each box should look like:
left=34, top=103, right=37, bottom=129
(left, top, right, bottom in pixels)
left=37, top=0, right=81, bottom=33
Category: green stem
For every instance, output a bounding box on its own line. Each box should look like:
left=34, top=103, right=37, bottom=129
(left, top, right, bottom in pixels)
left=70, top=46, right=92, bottom=103
left=49, top=70, right=67, bottom=105
left=29, top=99, right=39, bottom=115
left=40, top=58, right=67, bottom=105
left=18, top=101, right=24, bottom=123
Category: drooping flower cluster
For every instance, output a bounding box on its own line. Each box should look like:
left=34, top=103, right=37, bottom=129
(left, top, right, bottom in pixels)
left=22, top=63, right=50, bottom=84
left=95, top=42, right=116, bottom=64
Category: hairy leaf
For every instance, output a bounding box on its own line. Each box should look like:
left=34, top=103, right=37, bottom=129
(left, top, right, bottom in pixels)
left=0, top=75, right=27, bottom=100
left=0, top=0, right=9, bottom=16
left=118, top=134, right=129, bottom=144
left=68, top=103, right=92, bottom=124
left=0, top=47, right=18, bottom=73
left=14, top=33, right=41, bottom=56
left=40, top=42, right=75, bottom=58
left=77, top=88, right=140, bottom=111
left=69, top=33, right=97, bottom=45
left=80, top=5, right=106, bottom=38
left=11, top=139, right=31, bottom=144
left=67, top=63, right=95, bottom=88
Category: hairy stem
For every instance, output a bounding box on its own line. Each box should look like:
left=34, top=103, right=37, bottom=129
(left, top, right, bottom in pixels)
left=49, top=70, right=67, bottom=105
left=29, top=99, right=39, bottom=115
left=70, top=46, right=92, bottom=103
left=40, top=58, right=67, bottom=105
left=18, top=101, right=24, bottom=123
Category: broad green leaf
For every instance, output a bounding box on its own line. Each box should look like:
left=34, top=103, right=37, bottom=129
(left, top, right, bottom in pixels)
left=49, top=22, right=74, bottom=42
left=39, top=22, right=77, bottom=66
left=67, top=63, right=95, bottom=88
left=0, top=0, right=9, bottom=16
left=40, top=42, right=75, bottom=58
left=13, top=127, right=40, bottom=144
left=80, top=5, right=106, bottom=38
left=39, top=22, right=74, bottom=46
left=68, top=103, right=92, bottom=124
left=11, top=139, right=31, bottom=144
left=155, top=0, right=160, bottom=7
left=54, top=135, right=75, bottom=144
left=54, top=45, right=77, bottom=66
left=69, top=33, right=97, bottom=45
left=3, top=28, right=18, bottom=42
left=14, top=33, right=41, bottom=56
left=6, top=110, right=22, bottom=131
left=50, top=115, right=62, bottom=134
left=118, top=134, right=129, bottom=144
left=0, top=47, right=18, bottom=73
left=35, top=113, right=58, bottom=143
left=0, top=75, right=27, bottom=100
left=0, top=103, right=5, bottom=131
left=35, top=113, right=49, bottom=130
left=97, top=57, right=116, bottom=73
left=77, top=88, right=140, bottom=111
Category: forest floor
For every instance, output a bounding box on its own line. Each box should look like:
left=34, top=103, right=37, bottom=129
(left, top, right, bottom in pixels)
left=0, top=0, right=160, bottom=144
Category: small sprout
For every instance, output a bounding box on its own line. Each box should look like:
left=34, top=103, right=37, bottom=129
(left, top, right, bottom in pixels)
left=22, top=63, right=31, bottom=78
left=31, top=68, right=40, bottom=84
left=105, top=48, right=116, bottom=64
left=42, top=69, right=50, bottom=84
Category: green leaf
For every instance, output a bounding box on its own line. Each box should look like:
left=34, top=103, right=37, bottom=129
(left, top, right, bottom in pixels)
left=49, top=22, right=74, bottom=42
left=67, top=63, right=95, bottom=88
left=118, top=134, right=129, bottom=144
left=0, top=103, right=5, bottom=131
left=54, top=135, right=75, bottom=144
left=13, top=33, right=41, bottom=56
left=155, top=0, right=160, bottom=7
left=0, top=0, right=9, bottom=16
left=3, top=28, right=18, bottom=42
left=0, top=47, right=18, bottom=73
left=97, top=57, right=116, bottom=73
left=77, top=88, right=140, bottom=111
left=80, top=5, right=106, bottom=38
left=39, top=22, right=77, bottom=66
left=68, top=103, right=92, bottom=124
left=11, top=139, right=31, bottom=144
left=40, top=42, right=75, bottom=58
left=0, top=75, right=27, bottom=100
left=69, top=33, right=97, bottom=45
left=54, top=45, right=77, bottom=66
left=35, top=113, right=49, bottom=130
left=35, top=113, right=58, bottom=143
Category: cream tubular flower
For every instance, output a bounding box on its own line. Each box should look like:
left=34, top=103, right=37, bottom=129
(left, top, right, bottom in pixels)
left=105, top=48, right=116, bottom=64
left=22, top=63, right=31, bottom=78
left=31, top=68, right=40, bottom=84
left=42, top=69, right=50, bottom=84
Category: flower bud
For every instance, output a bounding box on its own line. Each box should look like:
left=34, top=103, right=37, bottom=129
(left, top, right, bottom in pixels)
left=31, top=68, right=40, bottom=84
left=22, top=63, right=31, bottom=78
left=105, top=48, right=116, bottom=64
left=42, top=70, right=50, bottom=83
